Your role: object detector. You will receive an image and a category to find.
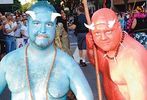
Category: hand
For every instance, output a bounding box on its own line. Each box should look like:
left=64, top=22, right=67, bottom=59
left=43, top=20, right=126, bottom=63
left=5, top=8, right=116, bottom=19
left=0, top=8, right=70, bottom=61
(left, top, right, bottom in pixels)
left=86, top=32, right=94, bottom=49
left=82, top=0, right=87, bottom=5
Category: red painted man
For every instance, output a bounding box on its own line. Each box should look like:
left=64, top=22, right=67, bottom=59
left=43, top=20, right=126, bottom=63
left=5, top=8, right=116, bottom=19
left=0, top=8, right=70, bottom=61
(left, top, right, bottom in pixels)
left=85, top=8, right=147, bottom=100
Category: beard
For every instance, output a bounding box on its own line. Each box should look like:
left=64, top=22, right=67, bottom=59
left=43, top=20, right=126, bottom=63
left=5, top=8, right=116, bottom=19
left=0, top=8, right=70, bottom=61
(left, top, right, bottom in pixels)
left=35, top=38, right=50, bottom=48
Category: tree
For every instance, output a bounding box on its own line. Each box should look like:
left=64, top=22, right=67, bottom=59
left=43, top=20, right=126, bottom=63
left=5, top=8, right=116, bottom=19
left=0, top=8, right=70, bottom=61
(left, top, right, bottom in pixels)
left=21, top=3, right=32, bottom=12
left=48, top=0, right=80, bottom=15
left=12, top=0, right=21, bottom=12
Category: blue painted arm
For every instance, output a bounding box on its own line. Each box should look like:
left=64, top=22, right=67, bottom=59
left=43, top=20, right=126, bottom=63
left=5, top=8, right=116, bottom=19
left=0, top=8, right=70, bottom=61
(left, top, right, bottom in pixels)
left=0, top=57, right=7, bottom=94
left=65, top=57, right=94, bottom=100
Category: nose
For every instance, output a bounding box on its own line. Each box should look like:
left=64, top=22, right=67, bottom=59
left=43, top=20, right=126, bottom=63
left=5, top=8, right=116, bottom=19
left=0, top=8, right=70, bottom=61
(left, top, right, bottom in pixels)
left=40, top=24, right=46, bottom=34
left=101, top=32, right=108, bottom=40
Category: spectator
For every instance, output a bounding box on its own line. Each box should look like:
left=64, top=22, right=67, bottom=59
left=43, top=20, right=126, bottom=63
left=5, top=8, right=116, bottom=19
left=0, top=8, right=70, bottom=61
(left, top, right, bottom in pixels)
left=69, top=4, right=89, bottom=67
left=3, top=12, right=16, bottom=53
left=128, top=6, right=147, bottom=49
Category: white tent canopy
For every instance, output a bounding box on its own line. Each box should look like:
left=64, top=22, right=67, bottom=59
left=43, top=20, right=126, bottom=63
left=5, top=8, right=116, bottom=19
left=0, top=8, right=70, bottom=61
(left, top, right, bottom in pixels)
left=0, top=0, right=13, bottom=4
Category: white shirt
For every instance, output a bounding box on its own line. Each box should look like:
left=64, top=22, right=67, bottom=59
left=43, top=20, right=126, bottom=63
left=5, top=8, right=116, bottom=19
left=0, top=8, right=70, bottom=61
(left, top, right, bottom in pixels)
left=4, top=22, right=15, bottom=36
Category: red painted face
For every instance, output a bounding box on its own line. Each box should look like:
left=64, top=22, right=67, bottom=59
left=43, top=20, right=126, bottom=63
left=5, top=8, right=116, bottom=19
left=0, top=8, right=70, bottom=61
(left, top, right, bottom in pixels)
left=91, top=8, right=122, bottom=52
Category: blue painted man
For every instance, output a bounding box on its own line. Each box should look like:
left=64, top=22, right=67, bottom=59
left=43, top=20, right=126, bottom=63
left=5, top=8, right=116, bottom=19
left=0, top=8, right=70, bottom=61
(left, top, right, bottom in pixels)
left=0, top=1, right=93, bottom=100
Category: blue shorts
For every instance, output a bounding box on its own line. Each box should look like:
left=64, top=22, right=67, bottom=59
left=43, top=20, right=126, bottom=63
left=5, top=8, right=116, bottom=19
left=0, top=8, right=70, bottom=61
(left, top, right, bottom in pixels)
left=77, top=32, right=87, bottom=50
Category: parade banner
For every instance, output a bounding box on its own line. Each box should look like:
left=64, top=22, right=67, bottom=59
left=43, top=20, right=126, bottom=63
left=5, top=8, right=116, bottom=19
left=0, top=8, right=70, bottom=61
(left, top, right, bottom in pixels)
left=0, top=0, right=13, bottom=4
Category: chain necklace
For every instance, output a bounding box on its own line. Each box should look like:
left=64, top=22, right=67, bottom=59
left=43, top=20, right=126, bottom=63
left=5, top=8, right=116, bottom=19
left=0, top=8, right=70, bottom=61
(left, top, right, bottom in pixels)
left=104, top=32, right=125, bottom=61
left=25, top=44, right=57, bottom=100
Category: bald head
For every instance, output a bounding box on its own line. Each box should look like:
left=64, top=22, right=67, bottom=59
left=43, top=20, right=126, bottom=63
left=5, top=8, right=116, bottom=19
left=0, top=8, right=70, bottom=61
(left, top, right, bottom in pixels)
left=92, top=8, right=117, bottom=23
left=85, top=8, right=119, bottom=30
left=26, top=1, right=60, bottom=21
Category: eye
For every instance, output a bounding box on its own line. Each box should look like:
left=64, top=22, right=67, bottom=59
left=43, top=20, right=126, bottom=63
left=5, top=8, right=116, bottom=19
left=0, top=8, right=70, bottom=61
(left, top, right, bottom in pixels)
left=95, top=32, right=100, bottom=36
left=33, top=21, right=40, bottom=26
left=105, top=31, right=112, bottom=34
left=46, top=22, right=54, bottom=27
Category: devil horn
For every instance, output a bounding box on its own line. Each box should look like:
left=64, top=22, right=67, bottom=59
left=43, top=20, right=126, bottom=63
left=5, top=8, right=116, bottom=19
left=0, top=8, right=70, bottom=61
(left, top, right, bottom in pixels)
left=51, top=13, right=61, bottom=22
left=26, top=11, right=36, bottom=20
left=108, top=19, right=115, bottom=28
left=84, top=23, right=95, bottom=30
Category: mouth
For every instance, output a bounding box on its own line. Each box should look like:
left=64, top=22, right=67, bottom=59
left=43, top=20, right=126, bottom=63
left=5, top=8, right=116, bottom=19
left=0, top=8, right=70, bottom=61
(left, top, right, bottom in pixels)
left=101, top=41, right=111, bottom=45
left=36, top=34, right=49, bottom=39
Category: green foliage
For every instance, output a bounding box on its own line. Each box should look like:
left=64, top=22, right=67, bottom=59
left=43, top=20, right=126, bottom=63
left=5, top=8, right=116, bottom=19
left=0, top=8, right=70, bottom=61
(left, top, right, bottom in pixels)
left=21, top=3, right=32, bottom=12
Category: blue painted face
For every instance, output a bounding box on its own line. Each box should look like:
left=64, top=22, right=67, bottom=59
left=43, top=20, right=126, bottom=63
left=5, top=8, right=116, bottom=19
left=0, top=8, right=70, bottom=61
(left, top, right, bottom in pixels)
left=28, top=10, right=56, bottom=48
left=27, top=1, right=59, bottom=49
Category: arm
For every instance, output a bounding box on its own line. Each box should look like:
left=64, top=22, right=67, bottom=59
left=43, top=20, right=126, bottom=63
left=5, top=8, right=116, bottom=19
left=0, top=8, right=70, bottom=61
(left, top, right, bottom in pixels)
left=0, top=24, right=3, bottom=30
left=68, top=24, right=76, bottom=30
left=131, top=18, right=137, bottom=29
left=0, top=58, right=7, bottom=94
left=67, top=58, right=93, bottom=100
left=20, top=30, right=27, bottom=37
left=4, top=24, right=15, bottom=34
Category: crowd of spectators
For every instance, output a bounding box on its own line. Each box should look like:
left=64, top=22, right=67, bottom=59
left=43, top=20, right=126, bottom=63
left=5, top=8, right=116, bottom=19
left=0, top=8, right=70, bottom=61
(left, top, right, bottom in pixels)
left=0, top=11, right=28, bottom=59
left=0, top=4, right=147, bottom=61
left=117, top=6, right=147, bottom=49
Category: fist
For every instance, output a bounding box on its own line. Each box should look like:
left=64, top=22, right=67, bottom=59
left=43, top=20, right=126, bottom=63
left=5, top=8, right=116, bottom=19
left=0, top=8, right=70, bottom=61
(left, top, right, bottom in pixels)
left=82, top=0, right=87, bottom=5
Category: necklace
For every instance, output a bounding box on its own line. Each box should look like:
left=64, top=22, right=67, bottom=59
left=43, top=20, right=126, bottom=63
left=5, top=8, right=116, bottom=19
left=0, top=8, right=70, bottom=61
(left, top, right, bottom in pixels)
left=104, top=32, right=125, bottom=61
left=25, top=44, right=57, bottom=100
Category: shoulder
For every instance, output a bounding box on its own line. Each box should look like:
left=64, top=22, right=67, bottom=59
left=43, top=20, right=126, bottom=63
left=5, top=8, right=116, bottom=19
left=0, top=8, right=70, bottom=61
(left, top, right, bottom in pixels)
left=122, top=35, right=147, bottom=72
left=56, top=48, right=79, bottom=70
left=0, top=47, right=25, bottom=70
left=56, top=48, right=74, bottom=63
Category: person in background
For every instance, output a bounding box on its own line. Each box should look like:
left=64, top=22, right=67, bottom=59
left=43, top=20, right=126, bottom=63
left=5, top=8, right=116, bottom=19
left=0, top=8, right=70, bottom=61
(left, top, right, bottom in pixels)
left=0, top=13, right=6, bottom=59
left=69, top=4, right=88, bottom=67
left=129, top=6, right=147, bottom=49
left=16, top=16, right=29, bottom=48
left=0, top=13, right=3, bottom=34
left=56, top=9, right=72, bottom=56
left=117, top=12, right=125, bottom=30
left=3, top=12, right=16, bottom=53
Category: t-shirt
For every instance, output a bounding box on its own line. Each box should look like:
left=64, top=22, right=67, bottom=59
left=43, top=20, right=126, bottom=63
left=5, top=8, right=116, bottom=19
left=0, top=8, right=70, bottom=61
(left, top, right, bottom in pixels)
left=4, top=22, right=15, bottom=36
left=14, top=21, right=22, bottom=37
left=74, top=14, right=88, bottom=34
left=21, top=24, right=28, bottom=38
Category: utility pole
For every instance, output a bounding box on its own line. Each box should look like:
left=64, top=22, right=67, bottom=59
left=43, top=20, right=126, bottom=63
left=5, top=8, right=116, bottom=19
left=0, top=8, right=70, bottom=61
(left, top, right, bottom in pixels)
left=110, top=0, right=114, bottom=9
left=145, top=0, right=147, bottom=10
